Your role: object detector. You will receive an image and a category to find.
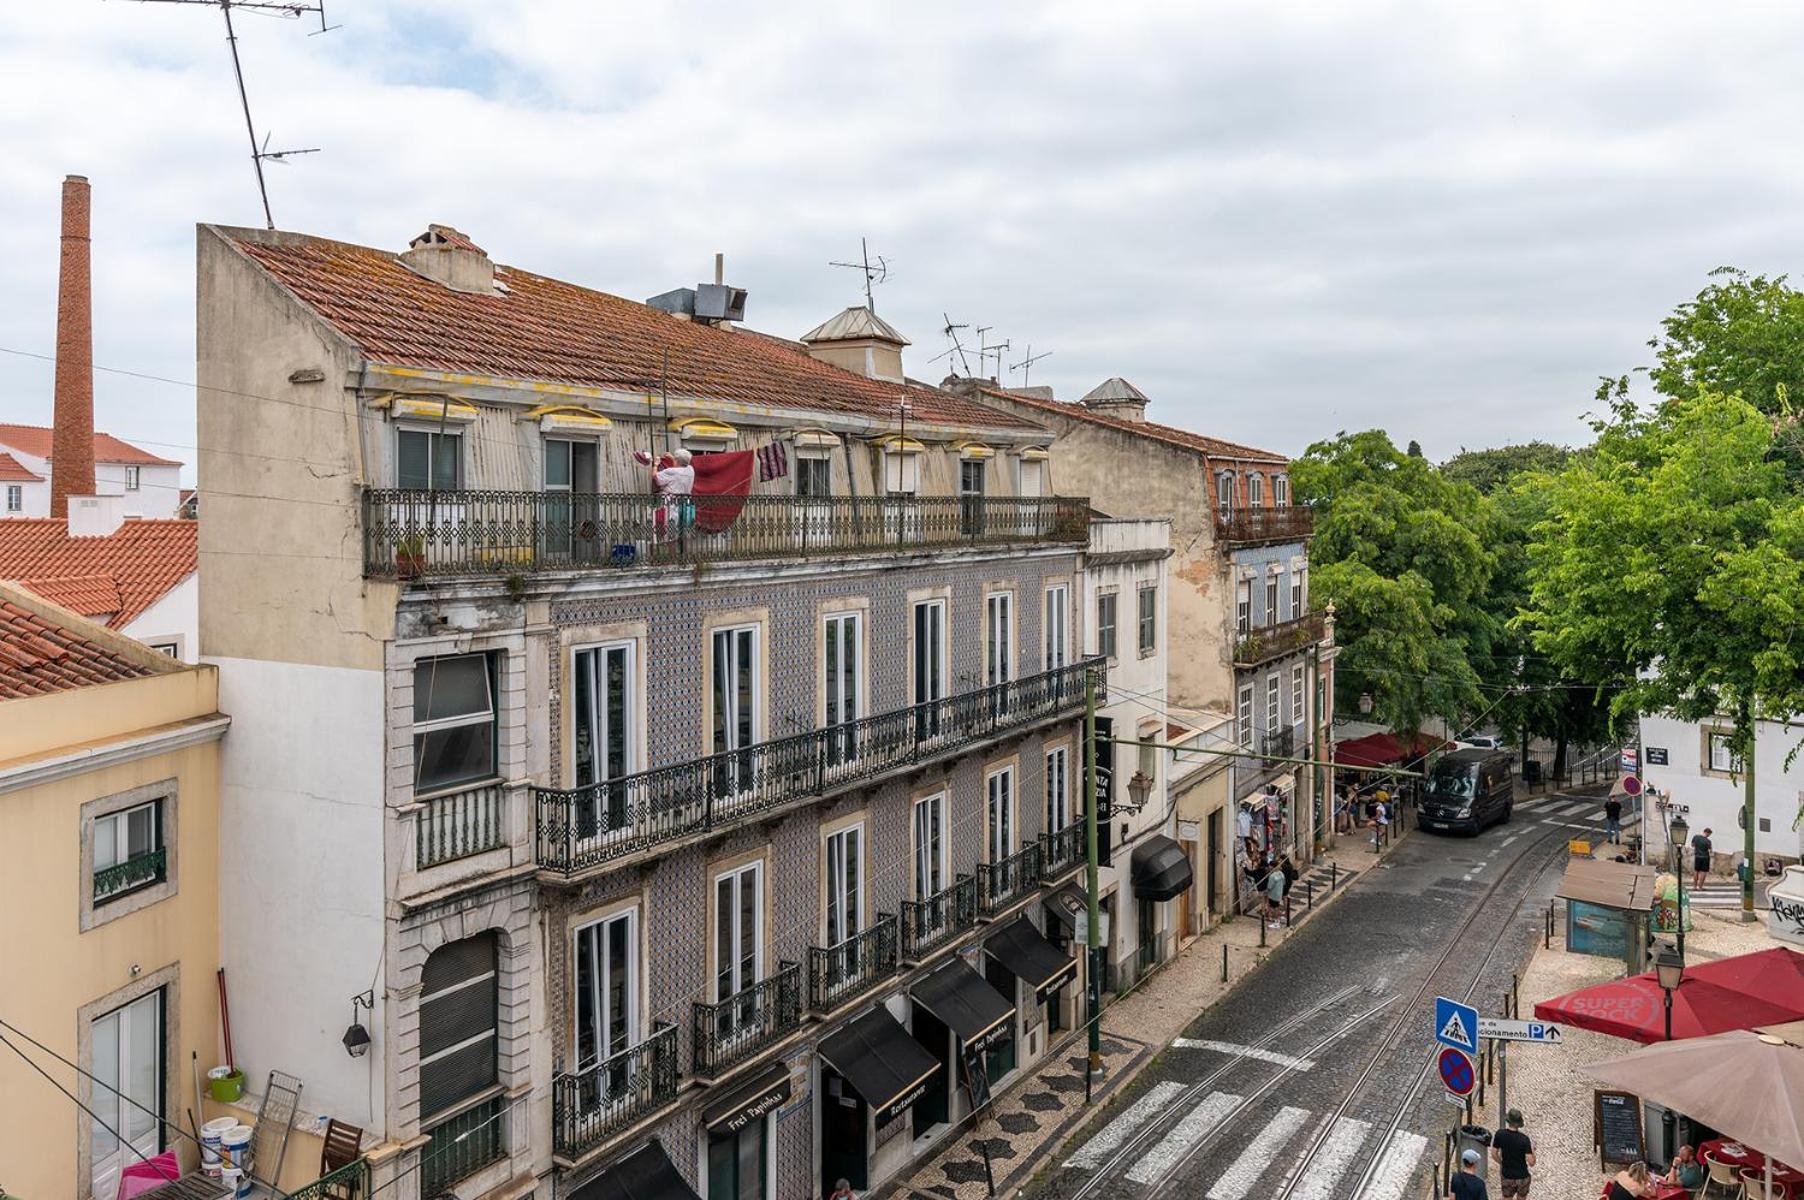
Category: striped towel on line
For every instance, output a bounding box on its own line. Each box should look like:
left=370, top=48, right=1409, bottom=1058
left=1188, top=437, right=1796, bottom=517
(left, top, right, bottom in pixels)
left=757, top=441, right=789, bottom=482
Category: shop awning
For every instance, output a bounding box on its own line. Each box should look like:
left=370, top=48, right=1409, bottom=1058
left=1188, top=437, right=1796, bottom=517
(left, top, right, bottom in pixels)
left=700, top=1062, right=792, bottom=1136
left=910, top=958, right=1013, bottom=1055
left=1555, top=857, right=1660, bottom=910
left=1131, top=835, right=1194, bottom=901
left=1333, top=731, right=1446, bottom=769
left=985, top=918, right=1078, bottom=1002
left=1044, top=883, right=1108, bottom=942
left=818, top=1006, right=943, bottom=1124
left=1534, top=948, right=1804, bottom=1043
left=569, top=1140, right=702, bottom=1200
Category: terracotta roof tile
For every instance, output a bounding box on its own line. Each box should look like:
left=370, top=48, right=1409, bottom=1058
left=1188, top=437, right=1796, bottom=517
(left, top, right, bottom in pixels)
left=0, top=452, right=43, bottom=482
left=17, top=573, right=123, bottom=620
left=0, top=424, right=180, bottom=467
left=0, top=520, right=196, bottom=628
left=221, top=229, right=1042, bottom=434
left=0, top=597, right=156, bottom=699
left=971, top=385, right=1289, bottom=465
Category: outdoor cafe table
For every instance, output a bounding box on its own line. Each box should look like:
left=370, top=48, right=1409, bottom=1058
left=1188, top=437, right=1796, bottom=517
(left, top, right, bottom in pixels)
left=1647, top=1183, right=1689, bottom=1200
left=1700, top=1139, right=1804, bottom=1192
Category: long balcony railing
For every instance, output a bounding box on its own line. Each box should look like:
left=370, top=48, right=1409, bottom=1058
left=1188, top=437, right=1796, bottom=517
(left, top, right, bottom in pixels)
left=1041, top=824, right=1085, bottom=881
left=364, top=490, right=1090, bottom=579
left=978, top=842, right=1044, bottom=917
left=421, top=1096, right=506, bottom=1196
left=1237, top=725, right=1298, bottom=795
left=415, top=781, right=507, bottom=869
left=93, top=848, right=166, bottom=904
left=280, top=1158, right=369, bottom=1200
left=901, top=875, right=978, bottom=961
left=1216, top=505, right=1313, bottom=546
left=536, top=659, right=1099, bottom=878
left=692, top=962, right=802, bottom=1077
left=1234, top=611, right=1326, bottom=667
left=807, top=916, right=900, bottom=1014
left=552, top=1023, right=680, bottom=1160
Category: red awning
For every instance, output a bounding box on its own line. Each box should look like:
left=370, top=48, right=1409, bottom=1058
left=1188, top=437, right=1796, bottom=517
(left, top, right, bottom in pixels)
left=1534, top=948, right=1804, bottom=1044
left=1334, top=732, right=1444, bottom=769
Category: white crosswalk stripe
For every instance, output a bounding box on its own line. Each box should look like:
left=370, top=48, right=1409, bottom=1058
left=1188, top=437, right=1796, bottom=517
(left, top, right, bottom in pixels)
left=1358, top=1130, right=1430, bottom=1200
left=1063, top=1080, right=1187, bottom=1169
left=1126, top=1091, right=1245, bottom=1183
left=1171, top=1038, right=1316, bottom=1071
left=1206, top=1106, right=1311, bottom=1200
left=1291, top=1117, right=1372, bottom=1200
left=1553, top=800, right=1592, bottom=817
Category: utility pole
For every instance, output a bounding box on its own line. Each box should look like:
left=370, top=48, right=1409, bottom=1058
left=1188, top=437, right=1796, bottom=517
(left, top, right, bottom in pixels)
left=1084, top=667, right=1103, bottom=1096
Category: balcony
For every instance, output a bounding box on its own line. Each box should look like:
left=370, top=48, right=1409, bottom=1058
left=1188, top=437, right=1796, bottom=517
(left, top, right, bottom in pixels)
left=1237, top=726, right=1298, bottom=796
left=1234, top=611, right=1326, bottom=667
left=552, top=1023, right=680, bottom=1161
left=901, top=875, right=977, bottom=962
left=1041, top=823, right=1085, bottom=881
left=978, top=842, right=1044, bottom=917
left=421, top=1096, right=505, bottom=1196
left=93, top=848, right=166, bottom=904
left=692, top=961, right=802, bottom=1077
left=536, top=659, right=1099, bottom=880
left=808, top=917, right=900, bottom=1014
left=363, top=490, right=1090, bottom=580
left=1215, top=505, right=1313, bottom=547
left=415, top=781, right=507, bottom=869
left=280, top=1158, right=369, bottom=1200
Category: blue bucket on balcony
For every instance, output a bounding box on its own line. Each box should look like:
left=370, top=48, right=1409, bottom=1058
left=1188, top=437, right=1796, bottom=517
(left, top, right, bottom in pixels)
left=609, top=543, right=637, bottom=567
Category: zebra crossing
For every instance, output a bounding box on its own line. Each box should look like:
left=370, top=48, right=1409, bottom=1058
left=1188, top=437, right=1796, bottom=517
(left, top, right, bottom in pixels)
left=1065, top=1087, right=1428, bottom=1200
left=1688, top=881, right=1768, bottom=909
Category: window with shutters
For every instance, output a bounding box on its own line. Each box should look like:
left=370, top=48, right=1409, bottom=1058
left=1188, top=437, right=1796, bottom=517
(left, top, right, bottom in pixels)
left=419, top=933, right=500, bottom=1122
left=1264, top=574, right=1280, bottom=628
left=1097, top=592, right=1118, bottom=659
left=1137, top=584, right=1157, bottom=656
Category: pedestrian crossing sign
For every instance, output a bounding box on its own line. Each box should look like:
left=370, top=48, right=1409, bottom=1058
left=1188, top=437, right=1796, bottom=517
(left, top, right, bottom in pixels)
left=1435, top=996, right=1479, bottom=1054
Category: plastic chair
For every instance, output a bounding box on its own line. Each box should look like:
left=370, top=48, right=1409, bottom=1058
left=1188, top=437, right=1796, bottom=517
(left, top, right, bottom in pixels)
left=1739, top=1167, right=1786, bottom=1199
left=1702, top=1152, right=1743, bottom=1198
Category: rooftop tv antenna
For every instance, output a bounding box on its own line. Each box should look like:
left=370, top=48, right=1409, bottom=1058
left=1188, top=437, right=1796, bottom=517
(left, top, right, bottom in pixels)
left=828, top=237, right=889, bottom=312
left=976, top=327, right=1010, bottom=381
left=1010, top=344, right=1054, bottom=386
left=132, top=0, right=334, bottom=230
left=938, top=314, right=973, bottom=377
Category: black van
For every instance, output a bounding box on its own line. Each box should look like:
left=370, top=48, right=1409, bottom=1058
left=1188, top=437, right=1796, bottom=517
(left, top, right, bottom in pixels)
left=1417, top=748, right=1514, bottom=835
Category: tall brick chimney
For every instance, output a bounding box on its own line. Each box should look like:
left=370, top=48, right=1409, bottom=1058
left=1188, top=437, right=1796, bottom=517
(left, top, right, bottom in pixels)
left=50, top=174, right=96, bottom=519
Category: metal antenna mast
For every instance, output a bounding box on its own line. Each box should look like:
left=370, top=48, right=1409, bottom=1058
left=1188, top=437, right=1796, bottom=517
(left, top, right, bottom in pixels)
left=976, top=327, right=1010, bottom=382
left=133, top=0, right=332, bottom=230
left=939, top=314, right=973, bottom=377
left=1010, top=344, right=1054, bottom=386
left=828, top=237, right=889, bottom=312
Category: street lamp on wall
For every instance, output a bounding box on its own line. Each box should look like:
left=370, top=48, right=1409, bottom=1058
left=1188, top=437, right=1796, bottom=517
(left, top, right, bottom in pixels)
left=1358, top=692, right=1374, bottom=716
left=343, top=989, right=375, bottom=1058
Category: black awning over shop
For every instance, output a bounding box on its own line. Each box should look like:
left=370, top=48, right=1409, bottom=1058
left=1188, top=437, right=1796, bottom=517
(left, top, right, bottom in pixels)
left=819, top=1005, right=944, bottom=1124
left=701, top=1061, right=792, bottom=1136
left=1131, top=835, right=1194, bottom=901
left=569, top=1140, right=702, bottom=1200
left=985, top=918, right=1078, bottom=1003
left=910, top=957, right=1013, bottom=1055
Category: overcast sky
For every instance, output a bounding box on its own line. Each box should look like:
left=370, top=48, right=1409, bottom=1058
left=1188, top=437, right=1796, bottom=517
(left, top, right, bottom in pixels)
left=3, top=2, right=1802, bottom=478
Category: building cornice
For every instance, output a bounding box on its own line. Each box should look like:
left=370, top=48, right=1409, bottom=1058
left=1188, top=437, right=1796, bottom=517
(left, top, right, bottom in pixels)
left=0, top=714, right=230, bottom=794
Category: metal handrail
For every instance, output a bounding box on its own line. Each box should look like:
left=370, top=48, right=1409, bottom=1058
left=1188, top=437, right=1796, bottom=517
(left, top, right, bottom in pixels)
left=692, top=961, right=802, bottom=1076
left=1234, top=611, right=1325, bottom=666
left=978, top=841, right=1044, bottom=916
left=1215, top=505, right=1313, bottom=546
left=901, top=875, right=978, bottom=960
left=93, top=847, right=166, bottom=903
left=1041, top=823, right=1085, bottom=878
left=807, top=917, right=900, bottom=1013
left=551, top=1022, right=679, bottom=1158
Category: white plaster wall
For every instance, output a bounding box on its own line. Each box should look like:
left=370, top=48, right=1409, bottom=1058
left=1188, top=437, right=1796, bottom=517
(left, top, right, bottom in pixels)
left=97, top=462, right=184, bottom=518
left=1640, top=713, right=1804, bottom=861
left=212, top=654, right=388, bottom=1128
left=122, top=573, right=199, bottom=662
left=2, top=477, right=49, bottom=516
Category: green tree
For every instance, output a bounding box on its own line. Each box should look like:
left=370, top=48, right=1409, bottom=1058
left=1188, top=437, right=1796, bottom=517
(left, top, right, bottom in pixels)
left=1441, top=441, right=1572, bottom=495
left=1650, top=268, right=1804, bottom=414
left=1523, top=390, right=1804, bottom=916
left=1293, top=430, right=1499, bottom=734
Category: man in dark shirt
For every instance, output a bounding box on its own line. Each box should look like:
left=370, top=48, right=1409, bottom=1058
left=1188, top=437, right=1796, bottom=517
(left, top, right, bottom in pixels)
left=1692, top=827, right=1714, bottom=888
left=1603, top=796, right=1623, bottom=845
left=1449, top=1148, right=1488, bottom=1200
left=1491, top=1109, right=1536, bottom=1197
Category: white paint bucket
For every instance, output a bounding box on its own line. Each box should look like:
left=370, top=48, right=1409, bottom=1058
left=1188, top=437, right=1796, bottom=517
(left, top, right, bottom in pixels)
left=219, top=1167, right=242, bottom=1196
left=201, top=1116, right=237, bottom=1176
left=221, top=1123, right=254, bottom=1175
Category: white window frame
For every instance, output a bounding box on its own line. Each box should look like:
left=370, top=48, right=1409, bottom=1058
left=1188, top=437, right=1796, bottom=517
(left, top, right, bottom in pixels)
left=795, top=454, right=832, bottom=498
left=1247, top=474, right=1264, bottom=508
left=1097, top=591, right=1118, bottom=659
left=986, top=765, right=1017, bottom=860
left=1265, top=573, right=1281, bottom=627
left=913, top=793, right=948, bottom=899
left=573, top=908, right=640, bottom=1073
left=710, top=624, right=761, bottom=759
left=93, top=799, right=162, bottom=901
left=1045, top=746, right=1070, bottom=832
left=824, top=824, right=865, bottom=946
left=1292, top=564, right=1306, bottom=617
left=1237, top=684, right=1255, bottom=745
left=1017, top=457, right=1044, bottom=499
left=6, top=483, right=22, bottom=512
left=397, top=425, right=464, bottom=490
left=1707, top=730, right=1742, bottom=774
left=1137, top=583, right=1157, bottom=656
left=1044, top=584, right=1069, bottom=671
left=823, top=611, right=863, bottom=730
left=90, top=989, right=163, bottom=1198
left=713, top=861, right=765, bottom=1001
left=1265, top=673, right=1281, bottom=737
left=1236, top=578, right=1251, bottom=638
left=147, top=641, right=180, bottom=658
left=1273, top=474, right=1289, bottom=507
left=124, top=465, right=141, bottom=492
left=1292, top=664, right=1306, bottom=728
left=412, top=653, right=498, bottom=795
left=911, top=599, right=948, bottom=707
left=1216, top=470, right=1235, bottom=514
left=986, top=591, right=1014, bottom=686
left=573, top=640, right=639, bottom=789
left=883, top=451, right=919, bottom=495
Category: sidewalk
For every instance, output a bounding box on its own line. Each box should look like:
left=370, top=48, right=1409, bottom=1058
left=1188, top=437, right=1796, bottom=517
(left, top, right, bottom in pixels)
left=887, top=825, right=1410, bottom=1200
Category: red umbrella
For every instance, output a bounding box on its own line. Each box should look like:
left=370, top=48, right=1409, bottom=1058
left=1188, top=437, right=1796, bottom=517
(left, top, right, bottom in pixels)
left=1535, top=948, right=1804, bottom=1043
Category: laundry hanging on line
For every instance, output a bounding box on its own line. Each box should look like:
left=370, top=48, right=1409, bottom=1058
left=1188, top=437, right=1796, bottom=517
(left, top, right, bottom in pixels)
left=756, top=441, right=789, bottom=482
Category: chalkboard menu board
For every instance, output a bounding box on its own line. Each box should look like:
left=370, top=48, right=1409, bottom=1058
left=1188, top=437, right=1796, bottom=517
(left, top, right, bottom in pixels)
left=962, top=1047, right=994, bottom=1113
left=1595, top=1089, right=1645, bottom=1165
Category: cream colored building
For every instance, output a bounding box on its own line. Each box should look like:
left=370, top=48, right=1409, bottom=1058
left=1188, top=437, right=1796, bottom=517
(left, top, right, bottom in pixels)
left=0, top=583, right=227, bottom=1199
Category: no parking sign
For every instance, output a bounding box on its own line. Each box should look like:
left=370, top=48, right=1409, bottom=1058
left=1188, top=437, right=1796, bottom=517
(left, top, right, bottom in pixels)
left=1439, top=1046, right=1476, bottom=1099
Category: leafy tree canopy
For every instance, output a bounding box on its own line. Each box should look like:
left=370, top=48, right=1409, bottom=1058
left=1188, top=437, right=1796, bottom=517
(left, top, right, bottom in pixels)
left=1441, top=442, right=1572, bottom=495
left=1649, top=267, right=1804, bottom=414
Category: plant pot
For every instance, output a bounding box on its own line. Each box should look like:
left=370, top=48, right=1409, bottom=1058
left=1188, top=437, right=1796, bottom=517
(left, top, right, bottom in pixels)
left=209, top=1067, right=245, bottom=1104
left=395, top=550, right=425, bottom=580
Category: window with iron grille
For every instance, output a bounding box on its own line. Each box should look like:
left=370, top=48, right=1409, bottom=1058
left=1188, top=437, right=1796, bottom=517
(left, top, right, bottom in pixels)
left=93, top=799, right=164, bottom=904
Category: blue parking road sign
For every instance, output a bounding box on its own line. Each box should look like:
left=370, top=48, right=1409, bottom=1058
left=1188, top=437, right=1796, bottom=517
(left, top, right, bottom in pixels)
left=1435, top=996, right=1479, bottom=1054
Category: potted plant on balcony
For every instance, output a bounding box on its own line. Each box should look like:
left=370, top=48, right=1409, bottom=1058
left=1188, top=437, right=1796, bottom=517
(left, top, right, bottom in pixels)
left=395, top=532, right=427, bottom=580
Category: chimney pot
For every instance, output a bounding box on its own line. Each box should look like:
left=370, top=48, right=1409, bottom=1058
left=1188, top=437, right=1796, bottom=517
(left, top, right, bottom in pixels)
left=51, top=174, right=96, bottom=518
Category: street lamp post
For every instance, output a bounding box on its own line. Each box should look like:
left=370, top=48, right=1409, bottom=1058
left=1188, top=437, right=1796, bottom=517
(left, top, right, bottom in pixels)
left=1654, top=940, right=1685, bottom=1166
left=1669, top=811, right=1689, bottom=959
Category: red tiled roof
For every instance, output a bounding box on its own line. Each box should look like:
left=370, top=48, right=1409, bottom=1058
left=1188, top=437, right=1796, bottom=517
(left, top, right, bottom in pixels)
left=219, top=228, right=1042, bottom=433
left=0, top=519, right=196, bottom=628
left=970, top=384, right=1288, bottom=465
left=18, top=573, right=123, bottom=620
left=0, top=593, right=157, bottom=700
left=0, top=424, right=180, bottom=467
left=0, top=452, right=42, bottom=482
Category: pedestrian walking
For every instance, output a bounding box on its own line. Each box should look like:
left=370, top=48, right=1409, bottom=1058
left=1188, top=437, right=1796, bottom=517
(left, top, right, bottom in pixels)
left=1491, top=1108, right=1536, bottom=1198
left=1691, top=827, right=1713, bottom=889
left=1370, top=796, right=1390, bottom=849
left=1448, top=1148, right=1488, bottom=1200
left=1264, top=860, right=1288, bottom=926
left=1604, top=795, right=1623, bottom=845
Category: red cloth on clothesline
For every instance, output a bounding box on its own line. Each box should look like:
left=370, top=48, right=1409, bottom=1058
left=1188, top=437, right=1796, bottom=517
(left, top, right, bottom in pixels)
left=691, top=450, right=756, bottom=533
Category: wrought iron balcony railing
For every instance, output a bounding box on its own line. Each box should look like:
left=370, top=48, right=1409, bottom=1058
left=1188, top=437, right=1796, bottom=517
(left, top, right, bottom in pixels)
left=536, top=659, right=1099, bottom=878
left=692, top=962, right=802, bottom=1077
left=901, top=875, right=978, bottom=961
left=552, top=1023, right=680, bottom=1160
left=421, top=1095, right=506, bottom=1196
left=415, top=781, right=507, bottom=869
left=978, top=842, right=1044, bottom=917
left=1234, top=611, right=1326, bottom=667
left=807, top=916, right=900, bottom=1014
left=364, top=490, right=1090, bottom=579
left=1237, top=725, right=1299, bottom=795
left=93, top=848, right=166, bottom=904
left=1215, top=505, right=1313, bottom=546
left=279, top=1157, right=369, bottom=1200
left=1041, top=824, right=1085, bottom=880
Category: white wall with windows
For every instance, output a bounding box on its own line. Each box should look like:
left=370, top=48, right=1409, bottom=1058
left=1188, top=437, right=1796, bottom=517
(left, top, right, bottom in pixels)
left=121, top=573, right=198, bottom=664
left=1639, top=713, right=1804, bottom=861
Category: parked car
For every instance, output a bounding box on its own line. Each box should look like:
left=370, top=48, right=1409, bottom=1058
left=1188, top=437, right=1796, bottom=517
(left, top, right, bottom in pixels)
left=1418, top=748, right=1514, bottom=835
left=1457, top=732, right=1508, bottom=751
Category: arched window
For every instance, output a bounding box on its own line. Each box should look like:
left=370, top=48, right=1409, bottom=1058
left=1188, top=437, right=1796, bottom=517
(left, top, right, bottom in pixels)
left=1216, top=471, right=1235, bottom=514
left=1247, top=474, right=1265, bottom=509
left=419, top=932, right=503, bottom=1189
